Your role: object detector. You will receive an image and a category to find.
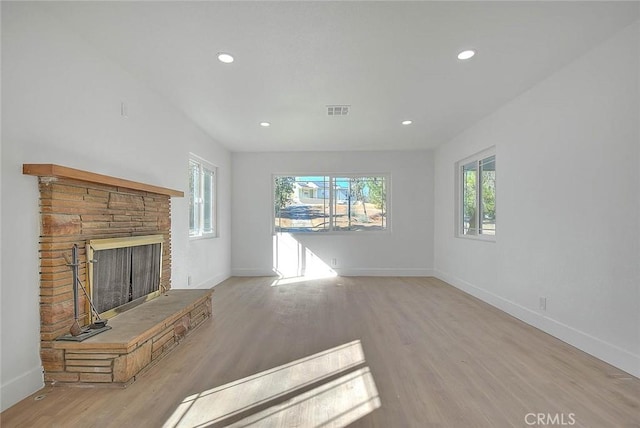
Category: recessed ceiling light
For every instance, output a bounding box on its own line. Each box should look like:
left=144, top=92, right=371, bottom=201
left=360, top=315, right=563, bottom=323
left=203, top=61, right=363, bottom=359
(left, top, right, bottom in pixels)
left=217, top=52, right=234, bottom=63
left=260, top=122, right=271, bottom=127
left=401, top=120, right=413, bottom=126
left=457, top=50, right=475, bottom=60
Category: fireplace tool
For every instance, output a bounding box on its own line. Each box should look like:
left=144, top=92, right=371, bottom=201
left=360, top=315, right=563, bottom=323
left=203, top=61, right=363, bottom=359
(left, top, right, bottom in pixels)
left=59, top=245, right=110, bottom=341
left=68, top=244, right=82, bottom=336
left=77, top=270, right=108, bottom=330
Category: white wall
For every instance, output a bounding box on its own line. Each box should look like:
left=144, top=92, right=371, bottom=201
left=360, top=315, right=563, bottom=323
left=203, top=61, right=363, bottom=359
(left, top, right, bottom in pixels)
left=232, top=151, right=434, bottom=277
left=0, top=3, right=231, bottom=411
left=434, top=21, right=640, bottom=377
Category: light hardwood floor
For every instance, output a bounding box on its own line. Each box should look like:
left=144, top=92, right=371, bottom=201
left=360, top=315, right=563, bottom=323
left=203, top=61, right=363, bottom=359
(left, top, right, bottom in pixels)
left=2, top=276, right=639, bottom=427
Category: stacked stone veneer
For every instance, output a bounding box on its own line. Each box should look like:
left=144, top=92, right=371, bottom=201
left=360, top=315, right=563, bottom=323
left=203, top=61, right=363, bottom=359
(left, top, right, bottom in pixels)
left=31, top=177, right=211, bottom=382
left=38, top=177, right=172, bottom=336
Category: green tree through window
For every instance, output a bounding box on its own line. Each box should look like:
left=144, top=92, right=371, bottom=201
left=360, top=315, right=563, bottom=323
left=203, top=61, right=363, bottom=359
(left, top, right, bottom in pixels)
left=459, top=151, right=495, bottom=238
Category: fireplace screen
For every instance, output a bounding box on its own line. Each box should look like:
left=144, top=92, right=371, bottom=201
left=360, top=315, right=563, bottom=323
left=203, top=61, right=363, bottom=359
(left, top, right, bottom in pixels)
left=87, top=235, right=164, bottom=320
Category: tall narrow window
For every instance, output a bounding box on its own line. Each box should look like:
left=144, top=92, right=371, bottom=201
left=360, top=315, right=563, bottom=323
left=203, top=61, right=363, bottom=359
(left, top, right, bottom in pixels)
left=462, top=161, right=478, bottom=235
left=189, top=155, right=217, bottom=238
left=274, top=175, right=388, bottom=233
left=457, top=149, right=495, bottom=239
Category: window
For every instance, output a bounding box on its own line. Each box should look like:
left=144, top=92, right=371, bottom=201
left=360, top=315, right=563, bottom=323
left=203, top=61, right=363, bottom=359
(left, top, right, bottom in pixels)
left=457, top=149, right=495, bottom=239
left=189, top=155, right=217, bottom=238
left=274, top=175, right=388, bottom=233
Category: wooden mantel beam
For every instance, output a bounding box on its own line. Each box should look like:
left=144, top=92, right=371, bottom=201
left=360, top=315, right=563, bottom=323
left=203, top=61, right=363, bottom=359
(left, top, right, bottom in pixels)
left=23, top=164, right=184, bottom=197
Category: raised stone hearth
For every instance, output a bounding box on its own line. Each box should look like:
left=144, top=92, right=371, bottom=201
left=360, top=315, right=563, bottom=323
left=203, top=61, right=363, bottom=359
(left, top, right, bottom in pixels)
left=23, top=164, right=211, bottom=386
left=47, top=290, right=213, bottom=385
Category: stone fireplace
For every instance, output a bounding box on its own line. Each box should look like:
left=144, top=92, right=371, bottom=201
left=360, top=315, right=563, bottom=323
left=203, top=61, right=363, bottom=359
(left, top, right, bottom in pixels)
left=23, top=164, right=213, bottom=385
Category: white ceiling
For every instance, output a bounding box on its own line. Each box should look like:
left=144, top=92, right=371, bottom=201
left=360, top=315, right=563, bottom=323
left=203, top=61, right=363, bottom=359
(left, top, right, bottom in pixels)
left=40, top=1, right=639, bottom=152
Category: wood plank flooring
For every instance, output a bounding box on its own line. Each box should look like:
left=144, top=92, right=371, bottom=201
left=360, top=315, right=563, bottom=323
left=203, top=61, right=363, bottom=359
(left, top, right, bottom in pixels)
left=2, top=276, right=639, bottom=427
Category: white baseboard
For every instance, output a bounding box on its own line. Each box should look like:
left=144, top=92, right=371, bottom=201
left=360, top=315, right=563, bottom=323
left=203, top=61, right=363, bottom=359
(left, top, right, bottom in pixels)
left=335, top=268, right=433, bottom=277
left=1, top=365, right=44, bottom=412
left=231, top=267, right=434, bottom=278
left=231, top=268, right=278, bottom=277
left=172, top=272, right=231, bottom=290
left=194, top=272, right=231, bottom=289
left=433, top=269, right=640, bottom=379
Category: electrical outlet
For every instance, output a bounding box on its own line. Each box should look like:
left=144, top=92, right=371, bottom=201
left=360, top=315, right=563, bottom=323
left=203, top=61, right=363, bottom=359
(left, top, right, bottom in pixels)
left=187, top=275, right=192, bottom=286
left=331, top=258, right=337, bottom=266
left=539, top=297, right=547, bottom=311
left=120, top=102, right=128, bottom=119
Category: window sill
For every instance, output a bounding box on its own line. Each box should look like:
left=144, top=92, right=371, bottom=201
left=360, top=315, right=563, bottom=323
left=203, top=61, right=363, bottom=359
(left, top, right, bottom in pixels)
left=456, top=234, right=496, bottom=242
left=189, top=234, right=218, bottom=241
left=274, top=229, right=391, bottom=236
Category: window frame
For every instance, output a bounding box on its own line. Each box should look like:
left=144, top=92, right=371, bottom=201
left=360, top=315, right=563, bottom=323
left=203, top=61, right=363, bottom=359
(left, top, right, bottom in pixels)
left=272, top=173, right=391, bottom=235
left=189, top=154, right=218, bottom=240
left=455, top=148, right=496, bottom=242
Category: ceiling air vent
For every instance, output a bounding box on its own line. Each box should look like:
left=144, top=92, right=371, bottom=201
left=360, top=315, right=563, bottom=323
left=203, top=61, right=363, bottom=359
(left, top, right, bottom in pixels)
left=327, top=105, right=350, bottom=116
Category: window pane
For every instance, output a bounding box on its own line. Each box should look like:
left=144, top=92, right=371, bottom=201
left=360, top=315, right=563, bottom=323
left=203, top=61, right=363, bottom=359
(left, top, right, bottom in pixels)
left=331, top=177, right=351, bottom=230
left=333, top=177, right=386, bottom=231
left=462, top=162, right=477, bottom=235
left=479, top=156, right=496, bottom=235
left=189, top=160, right=200, bottom=235
left=274, top=176, right=329, bottom=232
left=274, top=175, right=387, bottom=233
left=203, top=168, right=214, bottom=234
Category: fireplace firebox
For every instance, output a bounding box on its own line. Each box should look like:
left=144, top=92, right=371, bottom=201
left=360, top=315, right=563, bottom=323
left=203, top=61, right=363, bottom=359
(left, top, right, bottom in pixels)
left=87, top=235, right=165, bottom=321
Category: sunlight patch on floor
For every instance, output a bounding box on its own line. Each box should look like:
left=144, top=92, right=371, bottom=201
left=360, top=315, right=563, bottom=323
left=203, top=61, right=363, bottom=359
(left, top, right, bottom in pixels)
left=227, top=367, right=380, bottom=427
left=270, top=272, right=337, bottom=287
left=164, top=340, right=380, bottom=428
